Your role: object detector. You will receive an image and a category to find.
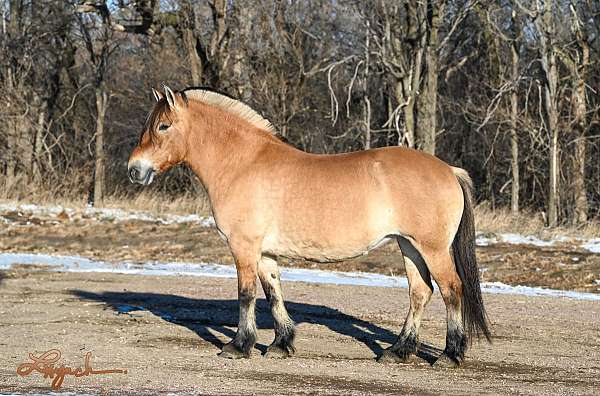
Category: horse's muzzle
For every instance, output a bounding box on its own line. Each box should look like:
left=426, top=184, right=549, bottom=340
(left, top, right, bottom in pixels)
left=128, top=160, right=156, bottom=186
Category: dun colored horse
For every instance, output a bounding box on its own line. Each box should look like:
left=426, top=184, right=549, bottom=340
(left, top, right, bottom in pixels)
left=128, top=86, right=491, bottom=367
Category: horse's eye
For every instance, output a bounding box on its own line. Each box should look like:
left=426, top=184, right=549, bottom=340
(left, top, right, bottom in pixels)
left=158, top=123, right=170, bottom=132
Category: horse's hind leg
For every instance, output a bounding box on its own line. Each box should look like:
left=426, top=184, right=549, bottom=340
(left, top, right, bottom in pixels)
left=379, top=238, right=433, bottom=363
left=258, top=256, right=296, bottom=358
left=421, top=247, right=467, bottom=368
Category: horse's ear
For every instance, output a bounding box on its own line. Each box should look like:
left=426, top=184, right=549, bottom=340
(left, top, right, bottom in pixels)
left=152, top=88, right=164, bottom=102
left=163, top=85, right=179, bottom=110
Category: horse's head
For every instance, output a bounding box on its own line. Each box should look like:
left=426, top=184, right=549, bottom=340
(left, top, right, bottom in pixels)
left=128, top=86, right=190, bottom=185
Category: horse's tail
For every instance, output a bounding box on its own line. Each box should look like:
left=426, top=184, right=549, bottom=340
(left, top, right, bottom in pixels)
left=451, top=167, right=492, bottom=343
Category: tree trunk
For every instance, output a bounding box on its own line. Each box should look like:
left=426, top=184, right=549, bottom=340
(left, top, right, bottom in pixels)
left=415, top=0, right=443, bottom=155
left=509, top=30, right=519, bottom=213
left=180, top=0, right=203, bottom=85
left=363, top=97, right=371, bottom=149
left=415, top=49, right=438, bottom=154
left=209, top=0, right=227, bottom=59
left=569, top=3, right=589, bottom=224
left=363, top=20, right=371, bottom=150
left=546, top=70, right=559, bottom=226
left=231, top=3, right=253, bottom=101
left=571, top=69, right=588, bottom=223
left=93, top=87, right=108, bottom=207
left=183, top=29, right=203, bottom=86
left=573, top=137, right=587, bottom=223
left=536, top=0, right=559, bottom=226
left=32, top=98, right=48, bottom=182
left=395, top=81, right=415, bottom=147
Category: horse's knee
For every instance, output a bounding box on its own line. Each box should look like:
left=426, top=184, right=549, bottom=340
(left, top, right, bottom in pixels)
left=238, top=289, right=257, bottom=323
left=410, top=284, right=432, bottom=310
left=439, top=278, right=463, bottom=308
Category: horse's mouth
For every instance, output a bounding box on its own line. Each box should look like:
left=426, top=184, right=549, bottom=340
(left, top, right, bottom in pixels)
left=140, top=170, right=156, bottom=185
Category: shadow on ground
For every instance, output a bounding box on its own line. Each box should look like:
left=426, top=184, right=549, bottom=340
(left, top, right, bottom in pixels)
left=71, top=290, right=442, bottom=363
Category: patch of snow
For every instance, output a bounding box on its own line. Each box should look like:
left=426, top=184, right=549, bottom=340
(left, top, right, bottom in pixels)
left=475, top=233, right=497, bottom=246
left=581, top=238, right=600, bottom=254
left=497, top=233, right=556, bottom=247
left=1, top=253, right=599, bottom=301
left=477, top=231, right=600, bottom=254
left=0, top=203, right=214, bottom=227
left=479, top=281, right=600, bottom=300
left=477, top=232, right=558, bottom=248
left=0, top=252, right=407, bottom=289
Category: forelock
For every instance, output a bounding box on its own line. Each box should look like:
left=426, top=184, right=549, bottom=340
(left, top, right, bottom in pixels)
left=142, top=99, right=174, bottom=144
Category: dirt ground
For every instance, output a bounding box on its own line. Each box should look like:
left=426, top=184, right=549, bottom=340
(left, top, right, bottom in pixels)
left=1, top=207, right=600, bottom=394
left=1, top=208, right=599, bottom=293
left=0, top=267, right=599, bottom=395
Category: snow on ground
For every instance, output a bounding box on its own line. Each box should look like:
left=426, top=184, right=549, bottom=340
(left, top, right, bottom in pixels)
left=0, top=203, right=215, bottom=227
left=475, top=232, right=600, bottom=253
left=1, top=252, right=599, bottom=301
left=476, top=233, right=559, bottom=247
left=581, top=238, right=600, bottom=254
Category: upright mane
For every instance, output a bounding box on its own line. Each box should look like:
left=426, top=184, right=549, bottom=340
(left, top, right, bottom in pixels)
left=182, top=88, right=276, bottom=134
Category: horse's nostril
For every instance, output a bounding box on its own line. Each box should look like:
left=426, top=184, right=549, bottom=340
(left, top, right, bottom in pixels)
left=129, top=167, right=138, bottom=181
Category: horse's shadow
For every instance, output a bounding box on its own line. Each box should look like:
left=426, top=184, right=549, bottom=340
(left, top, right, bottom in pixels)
left=71, top=290, right=441, bottom=364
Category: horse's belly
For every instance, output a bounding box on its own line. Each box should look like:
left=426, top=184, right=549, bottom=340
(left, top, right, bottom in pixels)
left=261, top=232, right=397, bottom=262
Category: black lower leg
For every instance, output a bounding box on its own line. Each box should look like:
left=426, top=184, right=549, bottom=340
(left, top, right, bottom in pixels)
left=384, top=326, right=418, bottom=361
left=264, top=285, right=295, bottom=353
left=443, top=325, right=467, bottom=364
left=226, top=289, right=257, bottom=357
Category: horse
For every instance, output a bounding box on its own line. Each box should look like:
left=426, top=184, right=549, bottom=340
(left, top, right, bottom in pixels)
left=127, top=85, right=491, bottom=367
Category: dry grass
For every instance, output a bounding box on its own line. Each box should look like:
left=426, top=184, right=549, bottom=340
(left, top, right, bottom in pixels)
left=475, top=202, right=600, bottom=239
left=0, top=191, right=211, bottom=217
left=102, top=190, right=211, bottom=216
left=0, top=173, right=211, bottom=216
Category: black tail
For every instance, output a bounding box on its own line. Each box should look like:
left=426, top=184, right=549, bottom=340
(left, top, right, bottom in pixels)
left=452, top=168, right=492, bottom=343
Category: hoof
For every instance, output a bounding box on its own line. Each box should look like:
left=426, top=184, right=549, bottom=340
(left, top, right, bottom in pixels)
left=264, top=343, right=295, bottom=359
left=433, top=353, right=460, bottom=369
left=377, top=349, right=413, bottom=364
left=219, top=342, right=250, bottom=359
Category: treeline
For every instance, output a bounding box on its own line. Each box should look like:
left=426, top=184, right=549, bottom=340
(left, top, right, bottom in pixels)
left=0, top=0, right=599, bottom=225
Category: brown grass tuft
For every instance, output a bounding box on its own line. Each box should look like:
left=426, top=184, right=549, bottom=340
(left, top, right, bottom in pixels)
left=475, top=202, right=600, bottom=239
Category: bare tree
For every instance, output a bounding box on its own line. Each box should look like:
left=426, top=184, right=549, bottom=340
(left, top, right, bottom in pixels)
left=485, top=1, right=524, bottom=213
left=560, top=1, right=593, bottom=224
left=76, top=4, right=120, bottom=206
left=533, top=0, right=560, bottom=225
left=508, top=7, right=522, bottom=213
left=1, top=0, right=599, bottom=222
left=366, top=0, right=476, bottom=154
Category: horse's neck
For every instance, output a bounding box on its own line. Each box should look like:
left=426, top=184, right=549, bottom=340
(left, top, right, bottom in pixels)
left=185, top=118, right=279, bottom=203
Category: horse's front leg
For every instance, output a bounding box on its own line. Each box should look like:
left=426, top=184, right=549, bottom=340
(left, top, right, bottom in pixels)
left=219, top=242, right=260, bottom=359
